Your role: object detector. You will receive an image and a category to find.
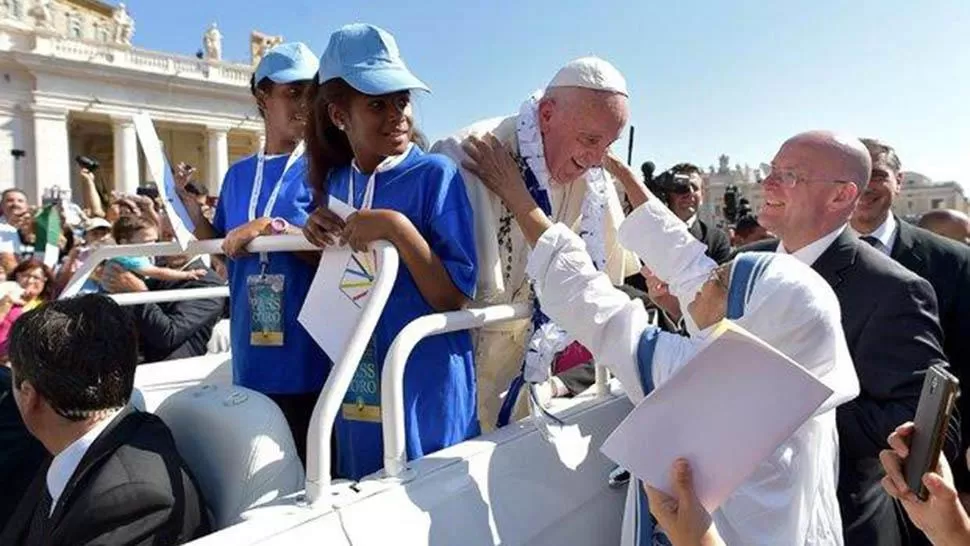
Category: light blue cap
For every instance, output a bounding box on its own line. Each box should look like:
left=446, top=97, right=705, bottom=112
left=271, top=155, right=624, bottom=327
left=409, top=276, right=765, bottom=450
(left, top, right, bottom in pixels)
left=254, top=42, right=319, bottom=84
left=317, top=23, right=430, bottom=95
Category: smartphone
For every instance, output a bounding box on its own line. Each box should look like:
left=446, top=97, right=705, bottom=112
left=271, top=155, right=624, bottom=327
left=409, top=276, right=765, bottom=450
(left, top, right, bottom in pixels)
left=136, top=185, right=160, bottom=200
left=904, top=364, right=960, bottom=500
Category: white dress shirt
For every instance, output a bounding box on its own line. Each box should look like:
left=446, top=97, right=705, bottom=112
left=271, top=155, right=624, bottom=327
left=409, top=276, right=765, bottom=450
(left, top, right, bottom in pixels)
left=859, top=214, right=898, bottom=255
left=46, top=408, right=123, bottom=515
left=777, top=224, right=847, bottom=266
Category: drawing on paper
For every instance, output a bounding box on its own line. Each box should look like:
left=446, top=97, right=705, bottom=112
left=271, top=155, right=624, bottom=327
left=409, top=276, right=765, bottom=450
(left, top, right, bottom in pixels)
left=340, top=251, right=376, bottom=308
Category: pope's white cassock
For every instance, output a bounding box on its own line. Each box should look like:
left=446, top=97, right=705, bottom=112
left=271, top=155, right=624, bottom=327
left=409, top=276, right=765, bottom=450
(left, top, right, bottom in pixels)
left=432, top=60, right=639, bottom=431
left=524, top=198, right=861, bottom=545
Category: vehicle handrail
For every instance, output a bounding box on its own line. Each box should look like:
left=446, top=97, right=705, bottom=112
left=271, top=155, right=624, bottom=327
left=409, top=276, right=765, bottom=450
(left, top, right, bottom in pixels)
left=379, top=302, right=613, bottom=479
left=305, top=240, right=399, bottom=506
left=59, top=234, right=317, bottom=302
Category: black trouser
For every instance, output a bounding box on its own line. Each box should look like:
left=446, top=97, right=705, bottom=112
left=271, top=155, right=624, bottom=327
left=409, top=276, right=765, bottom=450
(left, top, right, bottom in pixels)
left=267, top=392, right=339, bottom=473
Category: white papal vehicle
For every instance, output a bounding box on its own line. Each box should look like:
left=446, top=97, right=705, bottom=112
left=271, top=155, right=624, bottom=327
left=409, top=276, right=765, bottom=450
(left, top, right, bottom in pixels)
left=61, top=235, right=642, bottom=546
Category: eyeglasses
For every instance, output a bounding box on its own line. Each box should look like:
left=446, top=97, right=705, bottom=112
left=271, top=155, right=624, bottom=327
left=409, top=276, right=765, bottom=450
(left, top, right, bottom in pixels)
left=761, top=165, right=854, bottom=187
left=17, top=272, right=45, bottom=283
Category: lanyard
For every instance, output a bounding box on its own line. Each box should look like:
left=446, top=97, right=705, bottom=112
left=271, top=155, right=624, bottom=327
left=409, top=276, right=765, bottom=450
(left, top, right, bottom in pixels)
left=347, top=165, right=377, bottom=211
left=346, top=143, right=414, bottom=211
left=249, top=141, right=305, bottom=222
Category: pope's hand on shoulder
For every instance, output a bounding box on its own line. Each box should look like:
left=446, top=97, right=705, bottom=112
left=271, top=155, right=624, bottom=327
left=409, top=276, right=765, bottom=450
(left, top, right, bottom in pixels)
left=460, top=133, right=533, bottom=213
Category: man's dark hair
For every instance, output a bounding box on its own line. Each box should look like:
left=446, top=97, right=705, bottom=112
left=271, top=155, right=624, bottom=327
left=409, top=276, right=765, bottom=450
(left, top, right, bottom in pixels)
left=734, top=214, right=761, bottom=236
left=669, top=163, right=703, bottom=177
left=112, top=214, right=155, bottom=244
left=9, top=295, right=137, bottom=421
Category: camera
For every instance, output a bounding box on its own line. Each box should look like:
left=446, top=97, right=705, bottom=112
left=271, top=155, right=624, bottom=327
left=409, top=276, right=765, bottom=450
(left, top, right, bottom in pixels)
left=647, top=170, right=694, bottom=205
left=136, top=183, right=160, bottom=200
left=75, top=155, right=99, bottom=172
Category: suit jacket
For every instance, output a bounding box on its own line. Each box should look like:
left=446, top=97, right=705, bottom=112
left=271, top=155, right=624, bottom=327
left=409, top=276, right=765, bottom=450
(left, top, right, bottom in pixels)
left=0, top=406, right=210, bottom=546
left=890, top=219, right=970, bottom=488
left=0, top=367, right=46, bottom=532
left=688, top=217, right=733, bottom=265
left=744, top=231, right=955, bottom=546
left=134, top=259, right=225, bottom=362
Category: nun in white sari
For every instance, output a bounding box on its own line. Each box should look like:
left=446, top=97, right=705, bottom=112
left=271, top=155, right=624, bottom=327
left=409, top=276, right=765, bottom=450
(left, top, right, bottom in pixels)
left=461, top=139, right=861, bottom=546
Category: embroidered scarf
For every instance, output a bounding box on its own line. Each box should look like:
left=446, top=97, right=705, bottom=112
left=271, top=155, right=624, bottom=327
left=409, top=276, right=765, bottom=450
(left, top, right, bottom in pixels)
left=494, top=91, right=611, bottom=428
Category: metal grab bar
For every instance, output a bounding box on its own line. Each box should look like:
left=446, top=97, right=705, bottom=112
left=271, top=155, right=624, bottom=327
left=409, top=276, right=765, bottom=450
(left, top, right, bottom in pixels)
left=59, top=234, right=317, bottom=301
left=305, top=240, right=399, bottom=505
left=109, top=286, right=230, bottom=307
left=380, top=302, right=615, bottom=479
left=380, top=303, right=532, bottom=478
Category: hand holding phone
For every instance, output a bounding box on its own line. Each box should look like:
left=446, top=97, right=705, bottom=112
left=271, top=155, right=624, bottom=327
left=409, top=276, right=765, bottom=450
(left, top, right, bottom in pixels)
left=905, top=365, right=960, bottom=501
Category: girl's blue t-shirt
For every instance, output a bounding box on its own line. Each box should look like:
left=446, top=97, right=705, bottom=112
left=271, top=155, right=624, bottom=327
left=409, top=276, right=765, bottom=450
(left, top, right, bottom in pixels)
left=212, top=153, right=332, bottom=394
left=327, top=146, right=480, bottom=479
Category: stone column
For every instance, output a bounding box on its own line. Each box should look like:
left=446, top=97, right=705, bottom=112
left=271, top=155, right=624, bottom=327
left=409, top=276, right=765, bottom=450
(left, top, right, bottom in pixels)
left=206, top=126, right=229, bottom=196
left=28, top=105, right=70, bottom=204
left=111, top=116, right=140, bottom=195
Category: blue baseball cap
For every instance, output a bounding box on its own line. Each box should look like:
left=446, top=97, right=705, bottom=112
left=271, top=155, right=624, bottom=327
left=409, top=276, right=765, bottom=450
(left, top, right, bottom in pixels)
left=318, top=23, right=430, bottom=95
left=254, top=42, right=319, bottom=84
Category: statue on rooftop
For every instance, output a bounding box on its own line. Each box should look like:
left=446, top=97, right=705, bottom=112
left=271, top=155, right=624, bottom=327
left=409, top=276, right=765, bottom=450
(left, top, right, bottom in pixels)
left=113, top=2, right=134, bottom=46
left=203, top=22, right=222, bottom=61
left=27, top=0, right=53, bottom=30
left=250, top=30, right=283, bottom=66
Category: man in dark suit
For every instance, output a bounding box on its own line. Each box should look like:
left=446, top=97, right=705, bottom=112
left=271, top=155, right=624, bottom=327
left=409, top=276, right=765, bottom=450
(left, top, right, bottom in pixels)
left=0, top=366, right=46, bottom=531
left=0, top=295, right=210, bottom=545
left=742, top=131, right=956, bottom=546
left=102, top=254, right=225, bottom=363
left=850, top=138, right=970, bottom=508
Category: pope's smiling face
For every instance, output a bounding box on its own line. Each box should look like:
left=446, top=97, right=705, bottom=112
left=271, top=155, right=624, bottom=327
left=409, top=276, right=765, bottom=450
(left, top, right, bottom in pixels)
left=537, top=87, right=628, bottom=184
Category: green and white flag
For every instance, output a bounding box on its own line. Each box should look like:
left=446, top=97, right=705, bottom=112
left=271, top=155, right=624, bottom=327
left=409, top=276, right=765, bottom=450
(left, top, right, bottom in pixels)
left=34, top=205, right=61, bottom=269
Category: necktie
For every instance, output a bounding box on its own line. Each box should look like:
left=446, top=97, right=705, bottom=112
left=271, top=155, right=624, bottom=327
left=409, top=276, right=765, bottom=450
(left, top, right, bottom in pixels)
left=860, top=235, right=885, bottom=254
left=26, top=488, right=53, bottom=543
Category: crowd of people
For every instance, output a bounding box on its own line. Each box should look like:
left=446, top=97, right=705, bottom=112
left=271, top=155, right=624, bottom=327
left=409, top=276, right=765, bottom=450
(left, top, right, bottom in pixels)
left=1, top=20, right=969, bottom=546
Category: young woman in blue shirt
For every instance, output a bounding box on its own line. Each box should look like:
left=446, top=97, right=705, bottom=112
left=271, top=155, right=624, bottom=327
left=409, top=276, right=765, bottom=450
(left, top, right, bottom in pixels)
left=302, top=24, right=479, bottom=480
left=176, top=42, right=330, bottom=464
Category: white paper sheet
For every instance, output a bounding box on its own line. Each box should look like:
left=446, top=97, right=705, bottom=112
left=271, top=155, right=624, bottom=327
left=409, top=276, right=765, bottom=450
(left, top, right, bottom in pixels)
left=298, top=197, right=376, bottom=362
left=599, top=321, right=833, bottom=513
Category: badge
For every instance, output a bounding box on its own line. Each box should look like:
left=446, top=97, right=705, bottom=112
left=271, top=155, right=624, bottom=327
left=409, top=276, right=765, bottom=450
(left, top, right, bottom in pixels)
left=342, top=340, right=381, bottom=422
left=248, top=273, right=285, bottom=346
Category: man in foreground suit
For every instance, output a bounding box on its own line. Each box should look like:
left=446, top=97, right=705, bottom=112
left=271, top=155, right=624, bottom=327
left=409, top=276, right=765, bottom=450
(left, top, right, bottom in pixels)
left=0, top=294, right=210, bottom=545
left=850, top=137, right=970, bottom=508
left=744, top=130, right=955, bottom=546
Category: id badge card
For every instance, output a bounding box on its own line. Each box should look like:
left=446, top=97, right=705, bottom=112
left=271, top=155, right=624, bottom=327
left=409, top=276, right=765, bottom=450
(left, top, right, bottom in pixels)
left=342, top=340, right=381, bottom=422
left=248, top=273, right=285, bottom=346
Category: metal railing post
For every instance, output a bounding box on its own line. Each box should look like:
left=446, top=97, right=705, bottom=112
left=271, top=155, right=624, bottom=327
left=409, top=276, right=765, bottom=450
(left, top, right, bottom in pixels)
left=304, top=241, right=399, bottom=505
left=380, top=303, right=533, bottom=478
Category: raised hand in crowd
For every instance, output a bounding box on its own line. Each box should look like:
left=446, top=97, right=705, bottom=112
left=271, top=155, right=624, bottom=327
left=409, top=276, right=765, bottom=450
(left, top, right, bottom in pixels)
left=880, top=422, right=970, bottom=546
left=643, top=459, right=725, bottom=546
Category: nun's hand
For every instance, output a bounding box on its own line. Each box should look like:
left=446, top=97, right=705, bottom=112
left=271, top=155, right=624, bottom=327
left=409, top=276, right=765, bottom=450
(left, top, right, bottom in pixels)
left=880, top=422, right=970, bottom=543
left=644, top=459, right=724, bottom=546
left=461, top=133, right=534, bottom=214
left=303, top=207, right=345, bottom=248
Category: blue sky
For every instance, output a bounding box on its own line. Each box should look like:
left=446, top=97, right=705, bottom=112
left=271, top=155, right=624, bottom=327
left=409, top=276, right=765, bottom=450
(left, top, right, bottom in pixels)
left=129, top=0, right=969, bottom=185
